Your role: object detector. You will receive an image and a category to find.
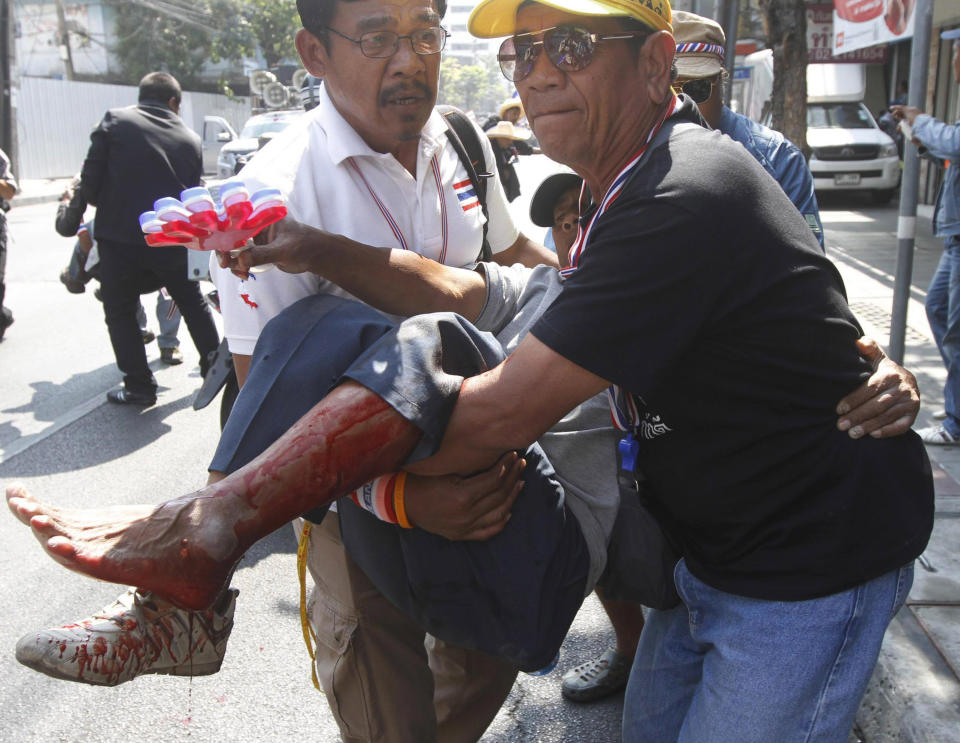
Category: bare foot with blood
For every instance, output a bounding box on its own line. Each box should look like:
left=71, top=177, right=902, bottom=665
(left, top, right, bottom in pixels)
left=7, top=382, right=420, bottom=611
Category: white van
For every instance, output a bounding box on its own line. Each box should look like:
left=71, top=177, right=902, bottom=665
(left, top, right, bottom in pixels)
left=806, top=64, right=900, bottom=203
left=731, top=53, right=900, bottom=203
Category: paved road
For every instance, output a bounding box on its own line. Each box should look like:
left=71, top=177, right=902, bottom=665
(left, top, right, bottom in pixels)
left=0, top=164, right=928, bottom=742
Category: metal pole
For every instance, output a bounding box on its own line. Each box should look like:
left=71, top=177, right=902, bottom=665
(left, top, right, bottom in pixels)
left=0, top=0, right=13, bottom=167
left=54, top=0, right=74, bottom=81
left=889, top=0, right=933, bottom=363
left=720, top=0, right=740, bottom=106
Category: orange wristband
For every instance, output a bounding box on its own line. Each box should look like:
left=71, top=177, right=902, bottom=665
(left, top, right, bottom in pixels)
left=393, top=472, right=413, bottom=529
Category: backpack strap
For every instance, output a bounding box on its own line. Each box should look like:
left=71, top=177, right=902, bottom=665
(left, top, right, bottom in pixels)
left=437, top=105, right=494, bottom=263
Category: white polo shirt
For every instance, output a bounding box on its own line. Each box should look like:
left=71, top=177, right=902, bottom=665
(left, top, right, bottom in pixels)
left=214, top=84, right=519, bottom=354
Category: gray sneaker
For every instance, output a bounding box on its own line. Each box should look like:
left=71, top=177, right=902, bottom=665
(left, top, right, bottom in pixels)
left=560, top=648, right=632, bottom=703
left=15, top=587, right=238, bottom=686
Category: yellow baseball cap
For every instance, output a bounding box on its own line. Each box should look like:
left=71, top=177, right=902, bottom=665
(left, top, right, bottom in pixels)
left=468, top=0, right=672, bottom=39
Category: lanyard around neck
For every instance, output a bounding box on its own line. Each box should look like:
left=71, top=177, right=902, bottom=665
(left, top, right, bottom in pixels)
left=558, top=97, right=679, bottom=432
left=560, top=96, right=678, bottom=279
left=347, top=155, right=448, bottom=263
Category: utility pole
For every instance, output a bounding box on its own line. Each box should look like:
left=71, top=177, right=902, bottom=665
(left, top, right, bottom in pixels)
left=0, top=0, right=15, bottom=169
left=719, top=0, right=740, bottom=106
left=889, top=0, right=933, bottom=363
left=54, top=0, right=74, bottom=80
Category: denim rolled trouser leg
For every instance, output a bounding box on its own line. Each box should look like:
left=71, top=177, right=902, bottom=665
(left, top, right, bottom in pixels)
left=622, top=559, right=914, bottom=743
left=155, top=290, right=182, bottom=350
left=926, top=235, right=960, bottom=436
left=67, top=243, right=89, bottom=284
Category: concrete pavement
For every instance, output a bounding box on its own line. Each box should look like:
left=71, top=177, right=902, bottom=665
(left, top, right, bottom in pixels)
left=10, top=177, right=74, bottom=207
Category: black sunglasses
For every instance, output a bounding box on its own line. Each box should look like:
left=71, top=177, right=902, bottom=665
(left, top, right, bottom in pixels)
left=679, top=77, right=718, bottom=104
left=498, top=25, right=649, bottom=83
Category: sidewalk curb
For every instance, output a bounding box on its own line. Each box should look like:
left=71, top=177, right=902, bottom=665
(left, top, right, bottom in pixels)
left=858, top=598, right=960, bottom=743
left=12, top=193, right=62, bottom=207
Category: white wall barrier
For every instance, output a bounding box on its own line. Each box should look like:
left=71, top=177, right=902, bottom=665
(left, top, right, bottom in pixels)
left=15, top=76, right=250, bottom=179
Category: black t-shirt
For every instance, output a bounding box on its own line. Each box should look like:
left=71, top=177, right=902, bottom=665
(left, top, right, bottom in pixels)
left=532, top=102, right=933, bottom=601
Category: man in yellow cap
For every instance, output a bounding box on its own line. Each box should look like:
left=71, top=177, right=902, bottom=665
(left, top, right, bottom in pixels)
left=413, top=0, right=932, bottom=740
left=559, top=10, right=828, bottom=705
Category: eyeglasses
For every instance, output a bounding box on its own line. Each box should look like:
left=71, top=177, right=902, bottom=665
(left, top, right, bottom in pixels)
left=498, top=25, right=649, bottom=83
left=324, top=26, right=448, bottom=58
left=678, top=77, right=718, bottom=104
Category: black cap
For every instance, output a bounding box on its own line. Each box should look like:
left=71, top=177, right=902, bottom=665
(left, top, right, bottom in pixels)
left=529, top=172, right=583, bottom=227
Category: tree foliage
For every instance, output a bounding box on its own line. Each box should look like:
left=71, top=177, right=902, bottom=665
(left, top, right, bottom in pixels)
left=106, top=0, right=300, bottom=88
left=107, top=0, right=213, bottom=85
left=242, top=0, right=301, bottom=69
left=438, top=55, right=512, bottom=117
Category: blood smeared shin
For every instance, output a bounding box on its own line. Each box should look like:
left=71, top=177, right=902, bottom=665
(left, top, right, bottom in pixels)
left=220, top=383, right=421, bottom=545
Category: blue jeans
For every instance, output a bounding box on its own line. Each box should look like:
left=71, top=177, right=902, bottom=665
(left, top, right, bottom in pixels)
left=153, top=290, right=181, bottom=350
left=622, top=559, right=914, bottom=743
left=926, top=235, right=960, bottom=437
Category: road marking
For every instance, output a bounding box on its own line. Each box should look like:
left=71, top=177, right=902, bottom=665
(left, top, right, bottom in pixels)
left=0, top=392, right=106, bottom=466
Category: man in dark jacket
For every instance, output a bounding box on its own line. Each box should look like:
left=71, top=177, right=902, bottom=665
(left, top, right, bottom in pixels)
left=80, top=72, right=218, bottom=405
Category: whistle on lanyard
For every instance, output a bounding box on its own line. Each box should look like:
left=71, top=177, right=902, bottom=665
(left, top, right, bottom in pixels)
left=617, top=433, right=640, bottom=492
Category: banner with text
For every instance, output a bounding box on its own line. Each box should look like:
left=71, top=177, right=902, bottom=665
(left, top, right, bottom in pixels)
left=809, top=4, right=888, bottom=62
left=832, top=0, right=914, bottom=56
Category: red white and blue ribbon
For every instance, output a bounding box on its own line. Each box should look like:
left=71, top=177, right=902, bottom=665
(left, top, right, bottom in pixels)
left=559, top=96, right=679, bottom=432
left=348, top=156, right=410, bottom=251
left=348, top=154, right=450, bottom=262
left=606, top=386, right=642, bottom=433
left=675, top=42, right=725, bottom=60
left=430, top=156, right=449, bottom=266
left=559, top=96, right=678, bottom=280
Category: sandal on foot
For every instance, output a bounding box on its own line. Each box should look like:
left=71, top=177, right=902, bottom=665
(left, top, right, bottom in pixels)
left=560, top=648, right=632, bottom=703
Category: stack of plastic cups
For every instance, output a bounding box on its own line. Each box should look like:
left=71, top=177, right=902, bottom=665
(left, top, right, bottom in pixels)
left=180, top=186, right=220, bottom=232
left=219, top=180, right=253, bottom=231
left=246, top=188, right=286, bottom=233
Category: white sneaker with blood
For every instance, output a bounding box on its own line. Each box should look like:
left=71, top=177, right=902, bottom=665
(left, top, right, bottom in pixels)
left=15, top=587, right=237, bottom=686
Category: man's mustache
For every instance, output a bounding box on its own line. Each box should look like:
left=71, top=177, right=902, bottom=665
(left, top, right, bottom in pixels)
left=379, top=81, right=433, bottom=106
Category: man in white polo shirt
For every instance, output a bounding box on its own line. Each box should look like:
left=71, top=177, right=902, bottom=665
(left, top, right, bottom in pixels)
left=215, top=0, right=552, bottom=386
left=205, top=2, right=552, bottom=737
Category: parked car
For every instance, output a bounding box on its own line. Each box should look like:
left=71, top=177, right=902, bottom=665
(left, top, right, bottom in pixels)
left=201, top=116, right=237, bottom=175
left=806, top=101, right=901, bottom=204
left=212, top=110, right=305, bottom=179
